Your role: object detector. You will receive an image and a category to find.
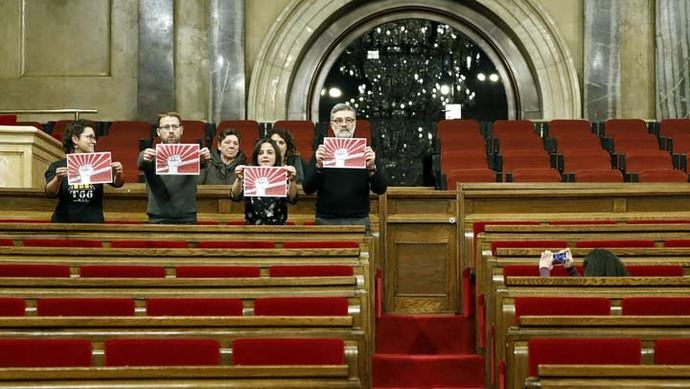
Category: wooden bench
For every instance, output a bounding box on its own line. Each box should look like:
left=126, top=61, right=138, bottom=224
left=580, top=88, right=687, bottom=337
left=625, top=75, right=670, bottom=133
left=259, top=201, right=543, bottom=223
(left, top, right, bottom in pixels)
left=0, top=282, right=369, bottom=387
left=0, top=185, right=382, bottom=228
left=457, top=182, right=690, bottom=315
left=478, top=247, right=690, bottom=352
left=525, top=365, right=690, bottom=388
left=495, top=277, right=690, bottom=388
left=0, top=340, right=360, bottom=388
left=509, top=320, right=690, bottom=389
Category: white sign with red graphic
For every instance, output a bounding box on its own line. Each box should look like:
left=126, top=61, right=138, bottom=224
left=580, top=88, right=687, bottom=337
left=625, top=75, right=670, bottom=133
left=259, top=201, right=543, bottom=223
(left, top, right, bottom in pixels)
left=155, top=144, right=200, bottom=175
left=243, top=166, right=287, bottom=198
left=67, top=152, right=113, bottom=185
left=322, top=137, right=367, bottom=169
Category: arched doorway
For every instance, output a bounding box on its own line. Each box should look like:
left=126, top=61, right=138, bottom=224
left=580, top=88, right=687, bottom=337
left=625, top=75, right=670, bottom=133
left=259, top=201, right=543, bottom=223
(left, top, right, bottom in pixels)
left=248, top=0, right=580, bottom=122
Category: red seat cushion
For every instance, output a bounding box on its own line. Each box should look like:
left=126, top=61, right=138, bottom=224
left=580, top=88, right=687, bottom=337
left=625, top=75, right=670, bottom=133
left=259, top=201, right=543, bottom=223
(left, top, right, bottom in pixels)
left=269, top=265, right=353, bottom=277
left=0, top=264, right=71, bottom=277
left=655, top=339, right=690, bottom=364
left=196, top=241, right=275, bottom=249
left=0, top=338, right=92, bottom=367
left=175, top=266, right=260, bottom=278
left=104, top=338, right=221, bottom=366
left=146, top=298, right=243, bottom=316
left=110, top=240, right=188, bottom=248
left=625, top=265, right=684, bottom=277
left=515, top=297, right=610, bottom=323
left=232, top=338, right=345, bottom=365
left=0, top=298, right=25, bottom=316
left=37, top=298, right=135, bottom=316
left=528, top=338, right=641, bottom=376
left=664, top=239, right=690, bottom=247
left=283, top=241, right=360, bottom=249
left=622, top=297, right=690, bottom=315
left=253, top=297, right=349, bottom=316
left=23, top=239, right=102, bottom=248
left=79, top=265, right=166, bottom=278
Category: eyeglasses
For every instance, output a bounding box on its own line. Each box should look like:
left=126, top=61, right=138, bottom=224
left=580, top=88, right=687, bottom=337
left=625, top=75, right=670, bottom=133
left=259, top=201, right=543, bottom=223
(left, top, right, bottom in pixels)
left=82, top=135, right=97, bottom=141
left=159, top=124, right=181, bottom=130
left=331, top=118, right=355, bottom=125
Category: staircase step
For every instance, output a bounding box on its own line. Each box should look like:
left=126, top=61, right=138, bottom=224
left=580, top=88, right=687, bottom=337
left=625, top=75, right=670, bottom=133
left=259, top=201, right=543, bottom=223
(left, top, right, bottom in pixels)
left=372, top=353, right=485, bottom=387
left=376, top=314, right=475, bottom=354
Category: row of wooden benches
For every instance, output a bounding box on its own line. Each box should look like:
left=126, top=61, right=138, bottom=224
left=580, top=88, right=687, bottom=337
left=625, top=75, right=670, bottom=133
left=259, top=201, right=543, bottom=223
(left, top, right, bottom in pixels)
left=0, top=227, right=373, bottom=388
left=470, top=223, right=690, bottom=388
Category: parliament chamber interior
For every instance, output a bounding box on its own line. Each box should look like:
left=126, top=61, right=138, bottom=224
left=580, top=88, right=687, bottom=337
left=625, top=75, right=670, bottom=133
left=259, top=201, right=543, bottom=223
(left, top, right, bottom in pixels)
left=0, top=0, right=690, bottom=388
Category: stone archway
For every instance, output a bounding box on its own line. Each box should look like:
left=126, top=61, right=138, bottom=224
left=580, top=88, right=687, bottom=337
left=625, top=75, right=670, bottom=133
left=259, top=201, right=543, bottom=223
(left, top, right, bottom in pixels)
left=248, top=0, right=581, bottom=121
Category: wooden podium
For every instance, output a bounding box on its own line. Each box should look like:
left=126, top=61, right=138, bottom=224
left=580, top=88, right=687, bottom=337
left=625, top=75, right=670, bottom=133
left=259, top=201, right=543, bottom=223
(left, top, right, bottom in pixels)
left=0, top=125, right=64, bottom=188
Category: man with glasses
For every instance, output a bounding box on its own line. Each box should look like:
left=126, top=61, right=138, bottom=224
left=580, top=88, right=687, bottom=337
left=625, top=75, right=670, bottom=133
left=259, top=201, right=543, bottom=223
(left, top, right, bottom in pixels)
left=303, top=103, right=387, bottom=231
left=138, top=111, right=211, bottom=224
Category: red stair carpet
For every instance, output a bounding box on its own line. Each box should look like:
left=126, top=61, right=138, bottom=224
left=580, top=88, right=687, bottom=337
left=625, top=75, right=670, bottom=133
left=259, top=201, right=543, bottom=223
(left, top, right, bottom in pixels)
left=373, top=314, right=485, bottom=388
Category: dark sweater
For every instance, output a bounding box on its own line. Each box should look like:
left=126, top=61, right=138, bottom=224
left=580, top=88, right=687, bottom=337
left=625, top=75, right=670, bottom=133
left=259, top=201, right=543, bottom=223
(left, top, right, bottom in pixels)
left=303, top=158, right=387, bottom=218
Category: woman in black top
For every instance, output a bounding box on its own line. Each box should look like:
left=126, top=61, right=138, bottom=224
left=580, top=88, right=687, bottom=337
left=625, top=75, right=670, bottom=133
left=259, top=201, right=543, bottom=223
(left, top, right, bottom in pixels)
left=266, top=127, right=305, bottom=184
left=44, top=120, right=124, bottom=223
left=230, top=138, right=297, bottom=225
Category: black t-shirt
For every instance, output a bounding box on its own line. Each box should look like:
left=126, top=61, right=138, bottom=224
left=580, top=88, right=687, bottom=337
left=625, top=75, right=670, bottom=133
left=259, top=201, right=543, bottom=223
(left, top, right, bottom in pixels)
left=45, top=159, right=105, bottom=223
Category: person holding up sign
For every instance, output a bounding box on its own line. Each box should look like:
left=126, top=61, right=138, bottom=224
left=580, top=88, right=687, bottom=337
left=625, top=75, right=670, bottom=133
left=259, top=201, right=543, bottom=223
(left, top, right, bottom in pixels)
left=45, top=120, right=124, bottom=223
left=138, top=112, right=211, bottom=224
left=230, top=138, right=298, bottom=225
left=303, top=103, right=387, bottom=230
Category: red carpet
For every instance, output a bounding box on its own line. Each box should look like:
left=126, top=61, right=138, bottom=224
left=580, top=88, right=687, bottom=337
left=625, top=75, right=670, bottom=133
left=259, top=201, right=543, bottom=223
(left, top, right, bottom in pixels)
left=373, top=315, right=484, bottom=388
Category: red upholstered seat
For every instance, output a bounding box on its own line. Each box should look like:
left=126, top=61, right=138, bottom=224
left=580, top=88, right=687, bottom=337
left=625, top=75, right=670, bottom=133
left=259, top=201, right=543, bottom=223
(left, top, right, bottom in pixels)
left=0, top=338, right=92, bottom=367
left=660, top=119, right=690, bottom=137
left=37, top=298, right=135, bottom=316
left=175, top=266, right=260, bottom=278
left=79, top=265, right=166, bottom=278
left=180, top=120, right=210, bottom=147
left=527, top=338, right=641, bottom=376
left=446, top=168, right=496, bottom=185
left=0, top=298, right=25, bottom=316
left=269, top=265, right=353, bottom=277
left=625, top=265, right=684, bottom=277
left=655, top=339, right=690, bottom=364
left=283, top=241, right=360, bottom=249
left=0, top=264, right=71, bottom=277
left=110, top=240, right=188, bottom=248
left=622, top=297, right=690, bottom=315
left=273, top=120, right=316, bottom=161
left=196, top=241, right=275, bottom=249
left=514, top=297, right=610, bottom=323
left=664, top=239, right=690, bottom=247
left=0, top=115, right=17, bottom=125
left=23, top=239, right=102, bottom=248
left=146, top=298, right=243, bottom=316
left=550, top=220, right=617, bottom=225
left=574, top=239, right=655, bottom=248
left=509, top=168, right=562, bottom=182
left=490, top=240, right=568, bottom=256
left=604, top=119, right=649, bottom=137
left=638, top=169, right=688, bottom=182
left=548, top=119, right=592, bottom=136
left=573, top=169, right=624, bottom=182
left=105, top=338, right=221, bottom=366
left=253, top=297, right=349, bottom=316
left=232, top=338, right=345, bottom=365
left=492, top=120, right=535, bottom=138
